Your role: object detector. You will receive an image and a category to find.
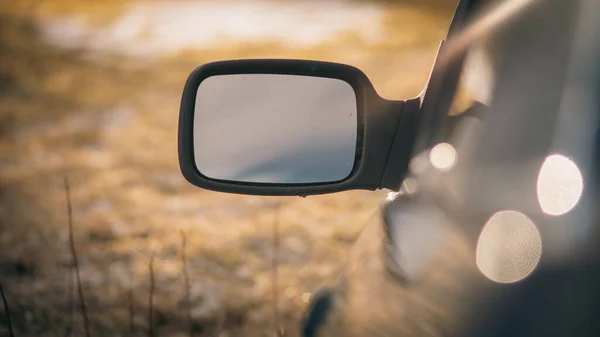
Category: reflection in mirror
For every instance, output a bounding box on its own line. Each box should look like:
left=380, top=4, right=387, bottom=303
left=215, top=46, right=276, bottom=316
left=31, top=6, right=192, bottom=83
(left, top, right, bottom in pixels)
left=193, top=74, right=358, bottom=184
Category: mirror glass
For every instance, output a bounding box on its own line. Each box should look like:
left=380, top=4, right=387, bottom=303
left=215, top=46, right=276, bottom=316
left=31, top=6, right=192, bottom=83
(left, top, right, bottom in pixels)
left=193, top=74, right=358, bottom=184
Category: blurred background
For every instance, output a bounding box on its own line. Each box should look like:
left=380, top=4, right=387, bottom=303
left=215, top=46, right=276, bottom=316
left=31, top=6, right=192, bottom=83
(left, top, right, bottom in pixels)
left=0, top=0, right=455, bottom=336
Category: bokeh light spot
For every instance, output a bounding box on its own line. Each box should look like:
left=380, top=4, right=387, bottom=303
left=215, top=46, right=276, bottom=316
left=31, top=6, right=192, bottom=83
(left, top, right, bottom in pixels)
left=476, top=210, right=542, bottom=283
left=537, top=154, right=583, bottom=216
left=429, top=143, right=457, bottom=172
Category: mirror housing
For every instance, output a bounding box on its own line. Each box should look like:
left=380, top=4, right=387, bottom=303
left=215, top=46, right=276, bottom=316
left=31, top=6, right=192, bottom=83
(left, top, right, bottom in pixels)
left=178, top=59, right=419, bottom=196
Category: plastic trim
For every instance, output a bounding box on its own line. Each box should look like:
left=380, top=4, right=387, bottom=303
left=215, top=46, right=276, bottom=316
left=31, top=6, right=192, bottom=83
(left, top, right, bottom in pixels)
left=178, top=59, right=411, bottom=196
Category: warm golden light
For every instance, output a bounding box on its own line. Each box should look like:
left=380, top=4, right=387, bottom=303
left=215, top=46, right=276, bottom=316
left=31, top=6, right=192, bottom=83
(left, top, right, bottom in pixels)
left=402, top=177, right=418, bottom=194
left=439, top=0, right=536, bottom=67
left=429, top=143, right=457, bottom=172
left=537, top=154, right=584, bottom=216
left=386, top=191, right=399, bottom=201
left=476, top=210, right=542, bottom=283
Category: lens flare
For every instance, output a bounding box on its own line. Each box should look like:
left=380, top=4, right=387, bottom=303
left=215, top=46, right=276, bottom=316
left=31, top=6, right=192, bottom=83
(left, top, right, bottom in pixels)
left=476, top=210, right=542, bottom=284
left=439, top=0, right=536, bottom=67
left=537, top=154, right=584, bottom=216
left=429, top=143, right=457, bottom=172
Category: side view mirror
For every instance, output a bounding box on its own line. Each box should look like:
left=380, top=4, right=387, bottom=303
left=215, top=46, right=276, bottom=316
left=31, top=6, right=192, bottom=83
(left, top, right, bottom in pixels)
left=178, top=59, right=419, bottom=196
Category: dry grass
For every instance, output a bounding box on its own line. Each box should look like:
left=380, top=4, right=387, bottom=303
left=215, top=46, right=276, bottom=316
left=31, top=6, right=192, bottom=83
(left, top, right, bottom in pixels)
left=0, top=1, right=455, bottom=336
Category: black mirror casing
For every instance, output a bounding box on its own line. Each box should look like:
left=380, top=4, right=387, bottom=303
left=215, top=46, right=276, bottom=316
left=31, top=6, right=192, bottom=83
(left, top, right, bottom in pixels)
left=178, top=59, right=419, bottom=196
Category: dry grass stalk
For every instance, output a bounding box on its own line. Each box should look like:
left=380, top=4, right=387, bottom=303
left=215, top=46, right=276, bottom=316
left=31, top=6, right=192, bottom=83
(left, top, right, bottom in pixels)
left=129, top=289, right=135, bottom=335
left=0, top=282, right=15, bottom=337
left=64, top=177, right=91, bottom=337
left=180, top=230, right=193, bottom=337
left=272, top=203, right=282, bottom=337
left=148, top=254, right=155, bottom=337
left=64, top=266, right=74, bottom=337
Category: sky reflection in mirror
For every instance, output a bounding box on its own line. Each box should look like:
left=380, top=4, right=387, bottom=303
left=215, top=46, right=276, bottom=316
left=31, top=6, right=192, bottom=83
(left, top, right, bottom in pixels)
left=193, top=74, right=358, bottom=184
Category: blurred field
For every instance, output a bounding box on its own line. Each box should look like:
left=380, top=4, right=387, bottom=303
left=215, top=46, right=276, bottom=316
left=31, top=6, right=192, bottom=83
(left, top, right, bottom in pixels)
left=0, top=0, right=455, bottom=336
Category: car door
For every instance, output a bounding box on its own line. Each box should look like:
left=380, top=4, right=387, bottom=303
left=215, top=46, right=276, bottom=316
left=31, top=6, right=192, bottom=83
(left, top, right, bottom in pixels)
left=303, top=0, right=600, bottom=336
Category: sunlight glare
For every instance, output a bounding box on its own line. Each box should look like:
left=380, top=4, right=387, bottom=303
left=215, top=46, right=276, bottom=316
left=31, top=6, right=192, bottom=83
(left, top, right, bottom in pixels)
left=429, top=143, right=457, bottom=172
left=537, top=154, right=584, bottom=216
left=402, top=177, right=418, bottom=194
left=440, top=0, right=536, bottom=66
left=386, top=191, right=399, bottom=201
left=476, top=210, right=542, bottom=283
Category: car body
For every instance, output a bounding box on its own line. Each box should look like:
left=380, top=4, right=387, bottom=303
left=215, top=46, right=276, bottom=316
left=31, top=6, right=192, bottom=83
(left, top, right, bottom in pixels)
left=178, top=0, right=600, bottom=336
left=301, top=0, right=600, bottom=336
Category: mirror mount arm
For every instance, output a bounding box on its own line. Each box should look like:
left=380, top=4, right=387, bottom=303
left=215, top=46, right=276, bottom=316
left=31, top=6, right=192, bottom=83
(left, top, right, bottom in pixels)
left=380, top=97, right=421, bottom=191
